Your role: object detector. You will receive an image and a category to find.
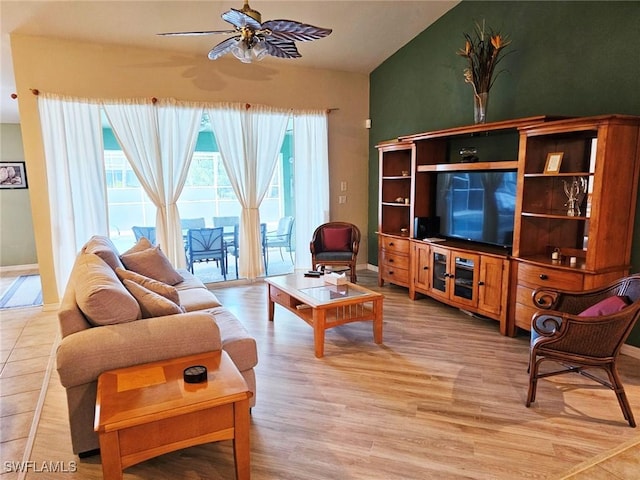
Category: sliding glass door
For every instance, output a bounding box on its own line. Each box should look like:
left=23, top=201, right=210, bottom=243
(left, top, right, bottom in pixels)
left=103, top=114, right=295, bottom=283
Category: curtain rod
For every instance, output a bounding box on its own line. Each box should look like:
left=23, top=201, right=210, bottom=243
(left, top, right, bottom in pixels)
left=14, top=91, right=338, bottom=114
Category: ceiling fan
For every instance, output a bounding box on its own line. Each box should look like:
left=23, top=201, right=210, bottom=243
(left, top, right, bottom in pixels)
left=158, top=1, right=332, bottom=64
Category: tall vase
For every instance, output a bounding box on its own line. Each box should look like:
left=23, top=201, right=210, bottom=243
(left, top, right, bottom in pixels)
left=474, top=92, right=489, bottom=124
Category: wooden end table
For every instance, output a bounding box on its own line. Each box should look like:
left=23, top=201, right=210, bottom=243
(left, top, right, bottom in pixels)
left=95, top=351, right=252, bottom=480
left=265, top=273, right=384, bottom=358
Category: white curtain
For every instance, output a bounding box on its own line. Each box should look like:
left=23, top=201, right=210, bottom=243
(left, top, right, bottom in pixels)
left=293, top=110, right=330, bottom=269
left=208, top=103, right=289, bottom=279
left=38, top=93, right=106, bottom=296
left=157, top=100, right=202, bottom=267
left=103, top=99, right=202, bottom=267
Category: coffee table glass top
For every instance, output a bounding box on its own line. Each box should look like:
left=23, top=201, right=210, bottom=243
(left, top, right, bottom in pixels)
left=299, top=284, right=368, bottom=302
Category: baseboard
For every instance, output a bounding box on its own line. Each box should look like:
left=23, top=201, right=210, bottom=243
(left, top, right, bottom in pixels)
left=0, top=263, right=39, bottom=273
left=621, top=343, right=640, bottom=360
left=367, top=264, right=379, bottom=272
left=42, top=303, right=59, bottom=312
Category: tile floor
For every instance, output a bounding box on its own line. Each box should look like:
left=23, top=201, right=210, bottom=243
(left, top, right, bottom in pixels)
left=0, top=266, right=58, bottom=479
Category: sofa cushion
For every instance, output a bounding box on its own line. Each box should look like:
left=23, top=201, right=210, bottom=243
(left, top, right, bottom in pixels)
left=178, top=288, right=222, bottom=311
left=82, top=235, right=124, bottom=271
left=115, top=267, right=180, bottom=305
left=123, top=279, right=185, bottom=318
left=120, top=246, right=183, bottom=285
left=322, top=227, right=352, bottom=251
left=207, top=307, right=258, bottom=372
left=174, top=269, right=208, bottom=291
left=121, top=237, right=154, bottom=256
left=75, top=253, right=141, bottom=326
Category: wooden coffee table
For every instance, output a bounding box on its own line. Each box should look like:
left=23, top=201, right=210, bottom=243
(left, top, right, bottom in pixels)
left=95, top=351, right=252, bottom=480
left=265, top=273, right=384, bottom=358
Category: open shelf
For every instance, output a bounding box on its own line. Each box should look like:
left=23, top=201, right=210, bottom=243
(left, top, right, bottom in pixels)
left=418, top=160, right=517, bottom=172
left=521, top=212, right=589, bottom=220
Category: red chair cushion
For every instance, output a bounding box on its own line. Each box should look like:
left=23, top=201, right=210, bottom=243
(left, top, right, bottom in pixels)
left=578, top=295, right=630, bottom=317
left=322, top=227, right=352, bottom=252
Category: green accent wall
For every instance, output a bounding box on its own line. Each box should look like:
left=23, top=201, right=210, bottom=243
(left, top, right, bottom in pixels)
left=368, top=1, right=640, bottom=344
left=0, top=124, right=37, bottom=267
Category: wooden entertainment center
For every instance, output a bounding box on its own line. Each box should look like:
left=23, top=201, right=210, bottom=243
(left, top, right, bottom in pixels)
left=376, top=115, right=640, bottom=336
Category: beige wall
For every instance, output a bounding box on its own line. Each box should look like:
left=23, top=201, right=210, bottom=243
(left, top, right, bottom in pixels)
left=10, top=34, right=370, bottom=305
left=0, top=123, right=37, bottom=266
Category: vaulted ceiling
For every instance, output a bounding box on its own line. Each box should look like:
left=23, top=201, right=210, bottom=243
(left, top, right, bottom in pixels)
left=0, top=1, right=459, bottom=123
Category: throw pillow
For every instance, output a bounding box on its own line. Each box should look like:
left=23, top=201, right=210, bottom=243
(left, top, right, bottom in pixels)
left=120, top=237, right=154, bottom=257
left=122, top=279, right=185, bottom=318
left=578, top=295, right=630, bottom=317
left=115, top=267, right=180, bottom=305
left=75, top=253, right=141, bottom=326
left=120, top=245, right=184, bottom=285
left=82, top=235, right=124, bottom=271
left=322, top=227, right=352, bottom=252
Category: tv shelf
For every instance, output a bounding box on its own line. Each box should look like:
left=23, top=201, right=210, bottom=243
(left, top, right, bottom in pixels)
left=377, top=115, right=640, bottom=337
left=417, top=160, right=518, bottom=172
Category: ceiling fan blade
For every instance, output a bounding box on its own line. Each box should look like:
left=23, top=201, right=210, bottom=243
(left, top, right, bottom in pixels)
left=158, top=29, right=236, bottom=36
left=263, top=38, right=301, bottom=59
left=208, top=36, right=241, bottom=60
left=262, top=20, right=332, bottom=42
left=222, top=8, right=262, bottom=30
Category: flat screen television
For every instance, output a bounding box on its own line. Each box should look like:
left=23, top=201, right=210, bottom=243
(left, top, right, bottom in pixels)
left=435, top=170, right=517, bottom=249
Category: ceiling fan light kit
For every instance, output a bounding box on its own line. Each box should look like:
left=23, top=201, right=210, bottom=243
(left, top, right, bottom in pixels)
left=158, top=0, right=332, bottom=64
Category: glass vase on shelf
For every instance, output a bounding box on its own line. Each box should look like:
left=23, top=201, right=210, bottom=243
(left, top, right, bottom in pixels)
left=473, top=92, right=488, bottom=124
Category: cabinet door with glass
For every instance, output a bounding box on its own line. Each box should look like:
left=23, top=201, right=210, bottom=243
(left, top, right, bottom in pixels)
left=450, top=251, right=480, bottom=309
left=428, top=245, right=479, bottom=308
left=429, top=245, right=450, bottom=302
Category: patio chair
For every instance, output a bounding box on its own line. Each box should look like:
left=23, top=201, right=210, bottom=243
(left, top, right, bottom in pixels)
left=310, top=222, right=360, bottom=283
left=526, top=274, right=640, bottom=427
left=213, top=216, right=239, bottom=246
left=185, top=227, right=226, bottom=279
left=266, top=216, right=294, bottom=264
left=227, top=223, right=267, bottom=279
left=131, top=226, right=156, bottom=245
left=181, top=217, right=206, bottom=230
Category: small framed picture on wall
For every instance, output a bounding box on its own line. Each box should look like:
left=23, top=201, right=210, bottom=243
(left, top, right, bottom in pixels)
left=0, top=162, right=28, bottom=189
left=544, top=152, right=563, bottom=174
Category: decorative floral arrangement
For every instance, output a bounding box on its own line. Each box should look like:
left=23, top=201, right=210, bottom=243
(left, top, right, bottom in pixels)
left=457, top=20, right=511, bottom=96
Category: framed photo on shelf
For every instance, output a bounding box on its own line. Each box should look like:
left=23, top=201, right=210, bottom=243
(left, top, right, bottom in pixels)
left=0, top=162, right=28, bottom=189
left=544, top=152, right=563, bottom=174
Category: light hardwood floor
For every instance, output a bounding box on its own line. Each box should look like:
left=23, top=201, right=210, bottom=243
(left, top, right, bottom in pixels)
left=1, top=270, right=639, bottom=479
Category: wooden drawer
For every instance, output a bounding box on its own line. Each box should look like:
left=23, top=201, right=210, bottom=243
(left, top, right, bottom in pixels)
left=380, top=236, right=410, bottom=254
left=515, top=284, right=535, bottom=308
left=517, top=263, right=584, bottom=290
left=269, top=285, right=291, bottom=307
left=514, top=302, right=538, bottom=331
left=380, top=250, right=410, bottom=270
left=380, top=265, right=409, bottom=285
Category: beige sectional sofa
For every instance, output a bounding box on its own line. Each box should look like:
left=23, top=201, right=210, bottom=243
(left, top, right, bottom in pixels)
left=56, top=236, right=258, bottom=455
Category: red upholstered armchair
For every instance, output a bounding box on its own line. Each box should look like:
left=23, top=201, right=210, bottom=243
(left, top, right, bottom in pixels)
left=310, top=222, right=361, bottom=283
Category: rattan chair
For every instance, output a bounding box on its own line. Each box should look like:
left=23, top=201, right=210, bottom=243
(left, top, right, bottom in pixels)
left=526, top=274, right=640, bottom=427
left=310, top=222, right=360, bottom=283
